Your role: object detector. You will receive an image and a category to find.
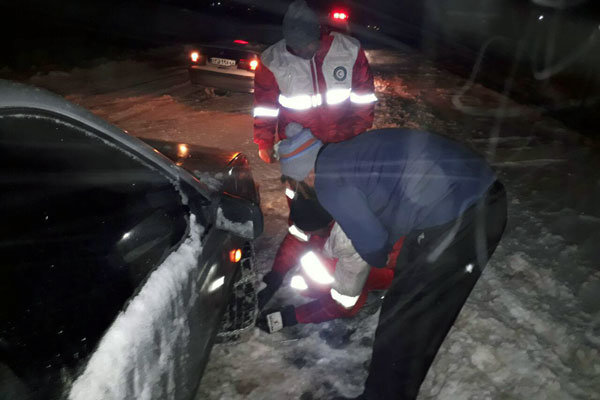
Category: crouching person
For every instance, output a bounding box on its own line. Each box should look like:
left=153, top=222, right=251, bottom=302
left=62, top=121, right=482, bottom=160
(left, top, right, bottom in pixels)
left=259, top=223, right=399, bottom=332
left=268, top=125, right=508, bottom=400
left=291, top=223, right=400, bottom=324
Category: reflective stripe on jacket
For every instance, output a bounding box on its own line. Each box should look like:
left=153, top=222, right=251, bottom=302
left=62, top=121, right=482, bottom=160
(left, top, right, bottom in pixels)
left=253, top=32, right=375, bottom=150
left=324, top=223, right=371, bottom=298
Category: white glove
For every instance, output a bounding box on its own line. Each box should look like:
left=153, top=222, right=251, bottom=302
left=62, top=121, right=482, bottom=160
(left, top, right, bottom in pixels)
left=324, top=223, right=370, bottom=298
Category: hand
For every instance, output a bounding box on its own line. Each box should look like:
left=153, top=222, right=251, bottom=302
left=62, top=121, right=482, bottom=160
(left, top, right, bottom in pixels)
left=258, top=148, right=275, bottom=163
left=256, top=305, right=297, bottom=333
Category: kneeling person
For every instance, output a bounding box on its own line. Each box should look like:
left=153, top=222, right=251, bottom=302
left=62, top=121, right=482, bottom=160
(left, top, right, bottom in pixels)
left=257, top=174, right=397, bottom=331
left=259, top=221, right=399, bottom=333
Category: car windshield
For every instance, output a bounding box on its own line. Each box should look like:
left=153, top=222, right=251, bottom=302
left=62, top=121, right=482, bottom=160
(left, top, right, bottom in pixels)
left=1, top=0, right=599, bottom=399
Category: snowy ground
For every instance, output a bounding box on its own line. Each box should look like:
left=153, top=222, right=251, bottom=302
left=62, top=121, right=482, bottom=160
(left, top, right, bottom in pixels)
left=16, top=46, right=600, bottom=399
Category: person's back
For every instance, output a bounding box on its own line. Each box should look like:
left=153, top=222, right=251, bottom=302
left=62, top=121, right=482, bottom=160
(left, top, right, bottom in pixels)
left=314, top=128, right=496, bottom=267
left=275, top=125, right=506, bottom=399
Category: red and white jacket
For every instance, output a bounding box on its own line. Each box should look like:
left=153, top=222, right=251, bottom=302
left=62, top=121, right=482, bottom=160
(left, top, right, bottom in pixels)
left=253, top=32, right=376, bottom=150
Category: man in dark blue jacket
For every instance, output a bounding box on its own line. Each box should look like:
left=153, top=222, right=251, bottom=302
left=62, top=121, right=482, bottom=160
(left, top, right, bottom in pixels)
left=275, top=126, right=507, bottom=400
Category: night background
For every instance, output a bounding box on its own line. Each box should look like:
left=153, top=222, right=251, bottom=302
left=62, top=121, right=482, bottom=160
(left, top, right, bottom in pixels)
left=1, top=0, right=600, bottom=399
left=2, top=0, right=599, bottom=135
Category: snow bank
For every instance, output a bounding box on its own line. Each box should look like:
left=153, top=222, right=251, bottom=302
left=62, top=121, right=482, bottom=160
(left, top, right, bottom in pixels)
left=69, top=215, right=204, bottom=400
left=28, top=59, right=171, bottom=96
left=197, top=311, right=380, bottom=399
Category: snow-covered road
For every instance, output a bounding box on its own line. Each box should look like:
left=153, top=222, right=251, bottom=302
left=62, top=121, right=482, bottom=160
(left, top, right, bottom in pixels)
left=20, top=46, right=600, bottom=399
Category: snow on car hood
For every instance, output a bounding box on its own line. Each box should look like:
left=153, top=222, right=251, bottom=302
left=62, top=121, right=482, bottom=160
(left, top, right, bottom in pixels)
left=69, top=215, right=204, bottom=400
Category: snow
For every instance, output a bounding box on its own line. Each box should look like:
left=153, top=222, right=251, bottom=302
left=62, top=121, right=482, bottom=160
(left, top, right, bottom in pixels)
left=17, top=44, right=600, bottom=399
left=215, top=207, right=254, bottom=239
left=69, top=215, right=204, bottom=400
left=196, top=313, right=381, bottom=399
left=193, top=171, right=223, bottom=191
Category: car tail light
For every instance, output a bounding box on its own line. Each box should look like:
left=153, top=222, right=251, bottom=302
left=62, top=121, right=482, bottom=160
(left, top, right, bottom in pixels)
left=239, top=58, right=259, bottom=71
left=332, top=11, right=348, bottom=20
left=234, top=39, right=249, bottom=44
left=190, top=51, right=199, bottom=62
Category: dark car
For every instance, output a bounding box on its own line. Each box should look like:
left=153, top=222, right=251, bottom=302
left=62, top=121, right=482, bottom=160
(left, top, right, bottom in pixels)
left=0, top=80, right=263, bottom=400
left=186, top=3, right=359, bottom=94
left=188, top=39, right=266, bottom=93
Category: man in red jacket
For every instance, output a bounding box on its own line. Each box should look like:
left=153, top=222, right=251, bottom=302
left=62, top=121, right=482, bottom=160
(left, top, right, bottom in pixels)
left=253, top=0, right=376, bottom=163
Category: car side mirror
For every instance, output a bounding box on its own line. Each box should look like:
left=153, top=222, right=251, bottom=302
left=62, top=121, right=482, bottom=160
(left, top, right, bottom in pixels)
left=215, top=193, right=263, bottom=240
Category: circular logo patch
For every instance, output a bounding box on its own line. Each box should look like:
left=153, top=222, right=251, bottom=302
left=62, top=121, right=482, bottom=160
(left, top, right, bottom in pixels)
left=333, top=66, right=347, bottom=82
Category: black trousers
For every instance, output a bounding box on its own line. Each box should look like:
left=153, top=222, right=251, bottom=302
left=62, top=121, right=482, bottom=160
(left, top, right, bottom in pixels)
left=364, top=181, right=507, bottom=400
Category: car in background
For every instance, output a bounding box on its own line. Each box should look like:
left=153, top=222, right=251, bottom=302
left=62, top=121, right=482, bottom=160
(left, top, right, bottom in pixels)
left=188, top=39, right=266, bottom=93
left=322, top=5, right=351, bottom=34
left=0, top=80, right=262, bottom=400
left=186, top=5, right=360, bottom=93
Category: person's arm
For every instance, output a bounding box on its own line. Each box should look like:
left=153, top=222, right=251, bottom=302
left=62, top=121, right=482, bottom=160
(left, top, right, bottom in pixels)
left=324, top=223, right=371, bottom=297
left=348, top=47, right=376, bottom=135
left=253, top=63, right=280, bottom=162
left=320, top=185, right=390, bottom=268
left=325, top=47, right=376, bottom=142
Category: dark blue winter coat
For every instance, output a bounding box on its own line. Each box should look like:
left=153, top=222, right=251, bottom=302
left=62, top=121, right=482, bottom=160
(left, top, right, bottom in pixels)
left=314, top=128, right=496, bottom=268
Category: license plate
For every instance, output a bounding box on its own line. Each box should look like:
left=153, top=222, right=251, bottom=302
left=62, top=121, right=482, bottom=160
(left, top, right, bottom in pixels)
left=210, top=57, right=236, bottom=67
